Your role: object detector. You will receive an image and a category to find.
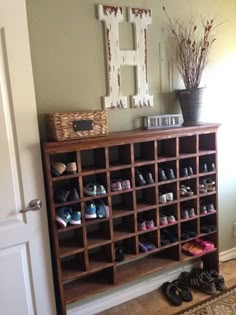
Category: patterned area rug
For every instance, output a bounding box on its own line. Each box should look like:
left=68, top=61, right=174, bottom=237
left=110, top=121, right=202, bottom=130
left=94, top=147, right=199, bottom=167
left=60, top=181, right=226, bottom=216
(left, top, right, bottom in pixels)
left=174, top=285, right=236, bottom=315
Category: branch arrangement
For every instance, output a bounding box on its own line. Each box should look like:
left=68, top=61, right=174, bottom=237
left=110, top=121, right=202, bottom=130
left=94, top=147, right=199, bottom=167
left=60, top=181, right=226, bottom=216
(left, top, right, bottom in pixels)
left=163, top=6, right=220, bottom=89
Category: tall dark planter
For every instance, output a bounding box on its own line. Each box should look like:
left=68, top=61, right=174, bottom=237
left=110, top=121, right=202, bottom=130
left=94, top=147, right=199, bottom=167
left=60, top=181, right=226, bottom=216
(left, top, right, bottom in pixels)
left=176, top=87, right=205, bottom=126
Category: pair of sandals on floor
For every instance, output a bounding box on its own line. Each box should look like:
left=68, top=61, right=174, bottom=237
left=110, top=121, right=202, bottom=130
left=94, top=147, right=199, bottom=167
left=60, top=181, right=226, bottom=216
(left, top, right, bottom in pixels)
left=161, top=267, right=226, bottom=306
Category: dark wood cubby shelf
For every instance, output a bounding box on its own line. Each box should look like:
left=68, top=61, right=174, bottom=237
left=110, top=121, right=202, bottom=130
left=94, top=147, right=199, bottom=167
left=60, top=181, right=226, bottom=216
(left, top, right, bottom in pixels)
left=42, top=123, right=220, bottom=315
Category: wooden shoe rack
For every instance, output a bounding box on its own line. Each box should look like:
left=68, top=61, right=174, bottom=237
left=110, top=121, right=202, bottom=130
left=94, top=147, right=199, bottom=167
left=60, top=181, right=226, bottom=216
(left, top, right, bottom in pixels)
left=42, top=123, right=220, bottom=315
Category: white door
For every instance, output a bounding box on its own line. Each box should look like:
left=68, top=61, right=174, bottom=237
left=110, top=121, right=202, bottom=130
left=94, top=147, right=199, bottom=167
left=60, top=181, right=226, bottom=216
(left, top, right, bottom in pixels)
left=0, top=1, right=56, bottom=314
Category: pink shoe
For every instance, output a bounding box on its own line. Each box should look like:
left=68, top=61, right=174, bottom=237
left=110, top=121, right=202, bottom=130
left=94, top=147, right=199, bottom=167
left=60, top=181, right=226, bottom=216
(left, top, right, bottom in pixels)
left=167, top=215, right=176, bottom=224
left=138, top=221, right=146, bottom=231
left=120, top=179, right=131, bottom=190
left=196, top=238, right=215, bottom=250
left=111, top=180, right=122, bottom=192
left=145, top=219, right=155, bottom=229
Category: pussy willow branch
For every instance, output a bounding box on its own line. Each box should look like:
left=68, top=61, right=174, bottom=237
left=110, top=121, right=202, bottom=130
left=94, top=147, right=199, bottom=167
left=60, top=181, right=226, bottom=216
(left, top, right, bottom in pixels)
left=163, top=6, right=220, bottom=89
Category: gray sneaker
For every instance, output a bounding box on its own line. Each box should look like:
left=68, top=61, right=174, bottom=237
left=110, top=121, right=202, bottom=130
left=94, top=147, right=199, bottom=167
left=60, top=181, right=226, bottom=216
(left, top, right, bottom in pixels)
left=189, top=208, right=196, bottom=218
left=181, top=209, right=189, bottom=220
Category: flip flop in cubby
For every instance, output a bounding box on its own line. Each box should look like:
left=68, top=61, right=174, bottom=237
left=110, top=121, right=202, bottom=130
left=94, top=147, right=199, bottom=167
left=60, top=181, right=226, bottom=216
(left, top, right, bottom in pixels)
left=200, top=178, right=216, bottom=193
left=182, top=238, right=215, bottom=256
left=181, top=241, right=195, bottom=253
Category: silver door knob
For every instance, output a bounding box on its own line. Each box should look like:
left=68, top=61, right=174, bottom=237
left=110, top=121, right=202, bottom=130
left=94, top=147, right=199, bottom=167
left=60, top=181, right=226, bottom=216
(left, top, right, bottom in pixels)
left=20, top=199, right=42, bottom=213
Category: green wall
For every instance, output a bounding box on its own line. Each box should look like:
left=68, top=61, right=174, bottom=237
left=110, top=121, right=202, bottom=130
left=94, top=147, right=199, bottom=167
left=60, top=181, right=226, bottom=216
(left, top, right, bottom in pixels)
left=26, top=0, right=236, bottom=252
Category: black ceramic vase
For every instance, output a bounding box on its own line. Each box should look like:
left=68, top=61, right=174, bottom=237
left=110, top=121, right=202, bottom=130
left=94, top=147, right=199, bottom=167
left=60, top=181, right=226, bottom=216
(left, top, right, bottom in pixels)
left=176, top=87, right=205, bottom=126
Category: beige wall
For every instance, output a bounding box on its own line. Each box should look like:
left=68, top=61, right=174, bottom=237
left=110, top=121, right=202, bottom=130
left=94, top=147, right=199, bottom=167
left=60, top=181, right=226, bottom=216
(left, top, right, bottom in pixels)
left=26, top=0, right=236, bottom=252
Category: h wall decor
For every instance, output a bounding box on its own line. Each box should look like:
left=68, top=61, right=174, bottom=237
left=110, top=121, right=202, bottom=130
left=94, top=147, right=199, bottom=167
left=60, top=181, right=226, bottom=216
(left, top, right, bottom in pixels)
left=98, top=5, right=153, bottom=109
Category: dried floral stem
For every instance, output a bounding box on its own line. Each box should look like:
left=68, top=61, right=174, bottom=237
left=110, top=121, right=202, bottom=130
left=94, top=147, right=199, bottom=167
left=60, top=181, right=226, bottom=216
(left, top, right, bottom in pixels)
left=163, top=6, right=220, bottom=89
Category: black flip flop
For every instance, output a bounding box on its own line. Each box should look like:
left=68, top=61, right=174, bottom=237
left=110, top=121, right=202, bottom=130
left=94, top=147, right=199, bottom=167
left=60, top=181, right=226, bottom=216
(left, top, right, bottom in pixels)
left=161, top=281, right=182, bottom=306
left=173, top=279, right=193, bottom=302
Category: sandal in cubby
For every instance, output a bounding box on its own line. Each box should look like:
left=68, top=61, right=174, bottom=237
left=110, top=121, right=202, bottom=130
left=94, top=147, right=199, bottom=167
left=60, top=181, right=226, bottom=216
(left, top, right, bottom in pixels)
left=180, top=185, right=194, bottom=196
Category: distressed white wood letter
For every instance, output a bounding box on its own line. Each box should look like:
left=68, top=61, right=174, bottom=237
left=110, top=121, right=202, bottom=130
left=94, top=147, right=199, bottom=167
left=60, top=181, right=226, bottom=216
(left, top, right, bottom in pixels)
left=98, top=5, right=153, bottom=109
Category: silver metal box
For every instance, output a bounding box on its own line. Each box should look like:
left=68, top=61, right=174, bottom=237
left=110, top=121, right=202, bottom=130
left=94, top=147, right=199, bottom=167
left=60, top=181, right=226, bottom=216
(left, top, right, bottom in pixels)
left=144, top=114, right=182, bottom=130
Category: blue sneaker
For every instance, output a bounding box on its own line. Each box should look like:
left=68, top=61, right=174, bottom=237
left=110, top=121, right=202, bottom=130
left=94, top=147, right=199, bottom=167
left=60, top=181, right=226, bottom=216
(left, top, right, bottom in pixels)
left=70, top=210, right=81, bottom=225
left=85, top=201, right=97, bottom=219
left=84, top=183, right=97, bottom=196
left=56, top=207, right=72, bottom=227
left=96, top=184, right=106, bottom=195
left=96, top=199, right=106, bottom=218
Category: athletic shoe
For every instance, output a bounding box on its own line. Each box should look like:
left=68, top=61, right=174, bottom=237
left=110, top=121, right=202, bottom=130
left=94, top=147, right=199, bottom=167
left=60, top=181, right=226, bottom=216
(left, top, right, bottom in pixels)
left=70, top=210, right=81, bottom=225
left=96, top=199, right=106, bottom=218
left=145, top=219, right=155, bottom=229
left=96, top=184, right=106, bottom=195
left=120, top=179, right=131, bottom=190
left=84, top=183, right=97, bottom=196
left=160, top=214, right=168, bottom=225
left=67, top=188, right=80, bottom=201
left=85, top=201, right=97, bottom=219
left=56, top=207, right=72, bottom=227
left=138, top=219, right=147, bottom=231
left=111, top=180, right=122, bottom=192
left=189, top=208, right=196, bottom=217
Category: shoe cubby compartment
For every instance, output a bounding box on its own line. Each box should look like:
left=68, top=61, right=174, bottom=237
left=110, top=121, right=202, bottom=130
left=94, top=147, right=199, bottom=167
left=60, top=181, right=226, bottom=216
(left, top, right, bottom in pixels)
left=200, top=214, right=217, bottom=236
left=157, top=138, right=176, bottom=159
left=109, top=144, right=131, bottom=168
left=116, top=248, right=179, bottom=285
left=133, top=141, right=155, bottom=164
left=199, top=154, right=216, bottom=174
left=179, top=178, right=197, bottom=199
left=53, top=178, right=80, bottom=205
left=179, top=157, right=196, bottom=178
left=138, top=230, right=158, bottom=254
left=181, top=219, right=198, bottom=241
left=50, top=152, right=78, bottom=178
left=180, top=199, right=197, bottom=220
left=42, top=125, right=220, bottom=313
left=114, top=237, right=137, bottom=262
left=158, top=182, right=177, bottom=205
left=111, top=192, right=134, bottom=217
left=200, top=195, right=217, bottom=216
left=64, top=267, right=114, bottom=304
left=82, top=173, right=107, bottom=199
left=179, top=135, right=197, bottom=156
left=158, top=160, right=177, bottom=182
left=200, top=233, right=218, bottom=250
left=86, top=221, right=111, bottom=248
left=135, top=187, right=157, bottom=211
left=134, top=164, right=156, bottom=187
left=160, top=225, right=179, bottom=247
left=113, top=215, right=135, bottom=240
left=80, top=148, right=106, bottom=173
left=58, top=228, right=84, bottom=258
left=137, top=209, right=157, bottom=231
left=199, top=133, right=216, bottom=152
left=88, top=244, right=113, bottom=271
left=61, top=252, right=86, bottom=282
left=110, top=169, right=132, bottom=193
left=159, top=204, right=178, bottom=226
left=199, top=173, right=216, bottom=193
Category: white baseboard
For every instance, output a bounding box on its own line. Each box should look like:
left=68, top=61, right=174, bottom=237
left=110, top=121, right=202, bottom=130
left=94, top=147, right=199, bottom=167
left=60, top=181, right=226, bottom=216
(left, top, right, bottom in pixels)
left=67, top=259, right=201, bottom=315
left=220, top=247, right=236, bottom=262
